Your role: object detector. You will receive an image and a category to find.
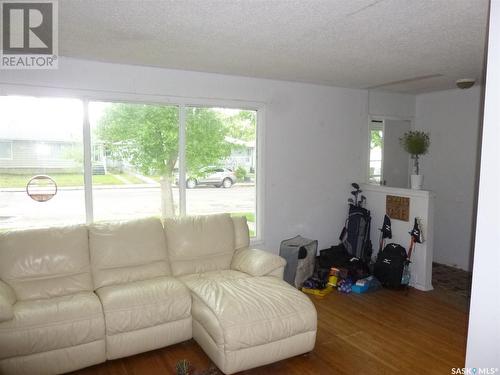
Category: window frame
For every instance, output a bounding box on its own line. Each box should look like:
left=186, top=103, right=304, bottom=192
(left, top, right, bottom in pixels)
left=368, top=119, right=384, bottom=184
left=0, top=88, right=265, bottom=244
left=367, top=115, right=414, bottom=188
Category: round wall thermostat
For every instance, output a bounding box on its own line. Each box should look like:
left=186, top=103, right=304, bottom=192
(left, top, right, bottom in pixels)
left=26, top=175, right=57, bottom=202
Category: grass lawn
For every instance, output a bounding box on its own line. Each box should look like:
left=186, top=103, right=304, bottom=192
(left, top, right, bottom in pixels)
left=0, top=173, right=145, bottom=188
left=120, top=174, right=147, bottom=184
left=230, top=211, right=255, bottom=223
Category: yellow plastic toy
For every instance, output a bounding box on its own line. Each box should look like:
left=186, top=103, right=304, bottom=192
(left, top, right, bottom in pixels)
left=301, top=285, right=333, bottom=299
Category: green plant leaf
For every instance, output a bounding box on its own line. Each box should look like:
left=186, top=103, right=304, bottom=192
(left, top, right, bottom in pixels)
left=399, top=130, right=430, bottom=156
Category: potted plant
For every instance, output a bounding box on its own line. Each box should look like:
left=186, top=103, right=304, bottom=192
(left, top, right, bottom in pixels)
left=399, top=130, right=430, bottom=189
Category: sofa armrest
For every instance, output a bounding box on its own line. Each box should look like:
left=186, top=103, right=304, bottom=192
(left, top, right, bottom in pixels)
left=0, top=279, right=16, bottom=323
left=231, top=248, right=286, bottom=278
left=266, top=266, right=285, bottom=279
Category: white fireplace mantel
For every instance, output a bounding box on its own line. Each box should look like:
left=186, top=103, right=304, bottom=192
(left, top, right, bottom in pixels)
left=361, top=183, right=435, bottom=291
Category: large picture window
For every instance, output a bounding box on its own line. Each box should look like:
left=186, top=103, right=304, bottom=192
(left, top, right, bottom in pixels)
left=0, top=95, right=260, bottom=238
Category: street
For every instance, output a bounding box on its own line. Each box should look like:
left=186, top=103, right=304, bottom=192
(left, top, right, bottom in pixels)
left=0, top=185, right=255, bottom=229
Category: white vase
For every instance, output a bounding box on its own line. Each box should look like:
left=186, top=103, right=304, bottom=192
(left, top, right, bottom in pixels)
left=411, top=174, right=424, bottom=190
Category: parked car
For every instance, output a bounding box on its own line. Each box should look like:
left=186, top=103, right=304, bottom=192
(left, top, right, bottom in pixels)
left=176, top=166, right=237, bottom=188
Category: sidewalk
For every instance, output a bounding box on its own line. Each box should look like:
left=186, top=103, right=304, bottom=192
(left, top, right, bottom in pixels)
left=0, top=182, right=255, bottom=192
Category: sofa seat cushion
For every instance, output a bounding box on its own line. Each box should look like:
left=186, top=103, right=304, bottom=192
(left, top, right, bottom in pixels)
left=184, top=276, right=317, bottom=351
left=0, top=292, right=104, bottom=359
left=96, top=276, right=191, bottom=336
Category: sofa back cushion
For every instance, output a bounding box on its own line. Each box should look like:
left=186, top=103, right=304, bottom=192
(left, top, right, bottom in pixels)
left=88, top=217, right=170, bottom=289
left=164, top=214, right=235, bottom=276
left=0, top=225, right=92, bottom=300
left=232, top=216, right=250, bottom=250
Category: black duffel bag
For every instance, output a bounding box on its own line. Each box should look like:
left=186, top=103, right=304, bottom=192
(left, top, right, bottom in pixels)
left=319, top=244, right=370, bottom=282
left=319, top=244, right=350, bottom=269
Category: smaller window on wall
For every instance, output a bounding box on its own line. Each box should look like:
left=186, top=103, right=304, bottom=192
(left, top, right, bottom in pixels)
left=369, top=120, right=384, bottom=184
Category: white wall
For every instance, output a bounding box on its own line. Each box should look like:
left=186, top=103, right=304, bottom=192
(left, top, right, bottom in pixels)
left=383, top=119, right=412, bottom=188
left=368, top=91, right=415, bottom=118
left=415, top=86, right=482, bottom=270
left=466, top=0, right=500, bottom=367
left=0, top=57, right=373, bottom=253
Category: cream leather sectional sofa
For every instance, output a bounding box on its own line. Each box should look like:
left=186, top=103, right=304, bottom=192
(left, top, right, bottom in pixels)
left=0, top=214, right=317, bottom=375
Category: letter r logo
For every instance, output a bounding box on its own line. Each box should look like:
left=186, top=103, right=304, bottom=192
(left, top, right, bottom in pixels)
left=2, top=2, right=53, bottom=54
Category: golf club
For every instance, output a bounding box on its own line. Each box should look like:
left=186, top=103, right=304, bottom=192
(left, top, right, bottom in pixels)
left=351, top=191, right=358, bottom=206
left=351, top=182, right=362, bottom=206
left=360, top=195, right=366, bottom=207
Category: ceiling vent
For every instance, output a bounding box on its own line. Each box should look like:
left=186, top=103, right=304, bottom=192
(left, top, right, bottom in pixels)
left=366, top=74, right=444, bottom=90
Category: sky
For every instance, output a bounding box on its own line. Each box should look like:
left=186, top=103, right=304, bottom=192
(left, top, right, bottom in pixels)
left=0, top=96, right=83, bottom=142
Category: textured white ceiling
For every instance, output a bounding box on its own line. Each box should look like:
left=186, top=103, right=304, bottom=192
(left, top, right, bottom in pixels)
left=59, top=0, right=489, bottom=93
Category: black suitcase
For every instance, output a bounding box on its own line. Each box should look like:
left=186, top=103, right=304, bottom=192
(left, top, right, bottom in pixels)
left=373, top=243, right=407, bottom=288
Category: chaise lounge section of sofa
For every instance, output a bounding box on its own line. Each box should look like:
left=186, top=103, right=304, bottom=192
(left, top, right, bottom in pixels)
left=0, top=214, right=317, bottom=375
left=164, top=214, right=317, bottom=374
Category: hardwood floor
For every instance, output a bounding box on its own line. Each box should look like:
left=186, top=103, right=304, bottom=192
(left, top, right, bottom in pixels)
left=71, top=289, right=468, bottom=375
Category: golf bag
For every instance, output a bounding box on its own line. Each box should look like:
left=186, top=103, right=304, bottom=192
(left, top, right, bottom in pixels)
left=340, top=204, right=373, bottom=263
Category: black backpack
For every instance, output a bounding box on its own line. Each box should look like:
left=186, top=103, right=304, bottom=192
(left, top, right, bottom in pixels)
left=340, top=204, right=373, bottom=263
left=373, top=243, right=407, bottom=288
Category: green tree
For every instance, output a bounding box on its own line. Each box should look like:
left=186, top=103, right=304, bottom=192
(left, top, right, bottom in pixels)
left=371, top=130, right=383, bottom=149
left=215, top=110, right=256, bottom=164
left=96, top=104, right=231, bottom=216
left=224, top=110, right=256, bottom=142
left=186, top=108, right=232, bottom=175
